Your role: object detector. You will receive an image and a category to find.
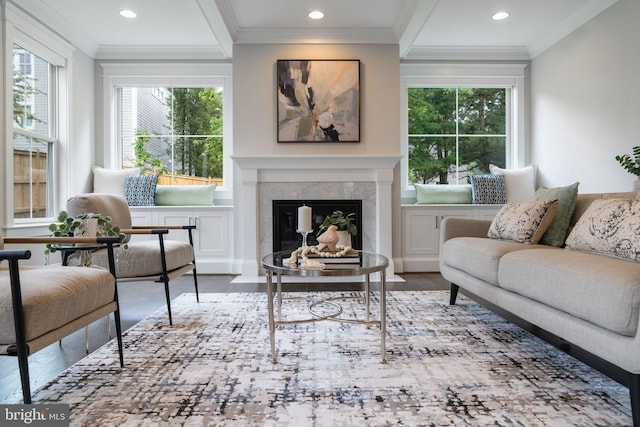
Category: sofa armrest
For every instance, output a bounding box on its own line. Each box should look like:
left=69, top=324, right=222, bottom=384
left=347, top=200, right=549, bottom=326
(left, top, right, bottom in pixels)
left=439, top=217, right=492, bottom=247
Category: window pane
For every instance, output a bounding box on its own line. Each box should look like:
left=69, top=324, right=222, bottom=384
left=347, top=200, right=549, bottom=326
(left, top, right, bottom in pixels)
left=459, top=136, right=506, bottom=174
left=120, top=86, right=224, bottom=186
left=408, top=136, right=456, bottom=184
left=408, top=88, right=456, bottom=135
left=13, top=133, right=51, bottom=219
left=458, top=88, right=506, bottom=135
left=13, top=44, right=50, bottom=135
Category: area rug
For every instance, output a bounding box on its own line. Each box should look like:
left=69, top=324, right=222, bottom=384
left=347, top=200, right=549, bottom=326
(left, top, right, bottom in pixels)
left=29, top=291, right=632, bottom=426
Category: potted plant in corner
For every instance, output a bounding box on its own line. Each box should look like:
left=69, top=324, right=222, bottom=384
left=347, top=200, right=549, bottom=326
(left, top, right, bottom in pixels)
left=317, top=210, right=358, bottom=249
left=615, top=146, right=640, bottom=190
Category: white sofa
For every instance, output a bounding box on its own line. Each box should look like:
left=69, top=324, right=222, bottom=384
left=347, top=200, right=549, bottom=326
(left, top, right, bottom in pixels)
left=439, top=191, right=640, bottom=426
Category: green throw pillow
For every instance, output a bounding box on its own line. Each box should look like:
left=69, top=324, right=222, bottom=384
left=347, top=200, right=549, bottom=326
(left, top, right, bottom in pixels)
left=155, top=184, right=216, bottom=206
left=533, top=182, right=579, bottom=247
left=415, top=184, right=472, bottom=204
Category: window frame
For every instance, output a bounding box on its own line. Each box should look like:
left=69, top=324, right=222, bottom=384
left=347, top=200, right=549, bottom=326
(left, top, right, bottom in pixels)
left=400, top=63, right=527, bottom=199
left=3, top=3, right=72, bottom=229
left=100, top=63, right=233, bottom=199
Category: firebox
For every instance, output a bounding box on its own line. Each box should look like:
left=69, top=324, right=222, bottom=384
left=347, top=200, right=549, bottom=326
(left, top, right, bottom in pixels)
left=272, top=199, right=363, bottom=253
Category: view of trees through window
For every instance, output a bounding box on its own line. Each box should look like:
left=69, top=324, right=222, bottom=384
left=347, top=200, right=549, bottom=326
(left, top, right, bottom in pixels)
left=408, top=87, right=507, bottom=185
left=120, top=87, right=224, bottom=186
left=12, top=44, right=54, bottom=219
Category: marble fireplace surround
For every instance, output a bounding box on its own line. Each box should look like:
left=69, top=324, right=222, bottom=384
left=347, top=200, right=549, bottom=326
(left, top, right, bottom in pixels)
left=233, top=155, right=400, bottom=281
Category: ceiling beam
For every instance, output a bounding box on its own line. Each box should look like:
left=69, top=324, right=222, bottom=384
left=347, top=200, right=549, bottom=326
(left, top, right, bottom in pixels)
left=198, top=0, right=234, bottom=59
left=397, top=0, right=438, bottom=59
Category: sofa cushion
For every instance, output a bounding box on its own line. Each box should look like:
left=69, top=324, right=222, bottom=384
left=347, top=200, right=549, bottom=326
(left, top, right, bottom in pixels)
left=498, top=248, right=640, bottom=336
left=441, top=237, right=545, bottom=286
left=488, top=200, right=558, bottom=244
left=415, top=184, right=472, bottom=204
left=470, top=175, right=506, bottom=204
left=533, top=182, right=579, bottom=247
left=489, top=164, right=536, bottom=202
left=565, top=198, right=640, bottom=262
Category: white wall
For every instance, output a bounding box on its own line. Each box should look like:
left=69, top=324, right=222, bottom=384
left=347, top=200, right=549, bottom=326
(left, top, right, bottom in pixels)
left=530, top=0, right=640, bottom=193
left=232, top=44, right=401, bottom=157
left=65, top=49, right=96, bottom=198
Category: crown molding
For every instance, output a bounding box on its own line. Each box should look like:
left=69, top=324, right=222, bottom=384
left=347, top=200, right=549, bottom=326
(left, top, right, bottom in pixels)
left=95, top=45, right=228, bottom=61
left=232, top=28, right=398, bottom=45
left=403, top=46, right=531, bottom=61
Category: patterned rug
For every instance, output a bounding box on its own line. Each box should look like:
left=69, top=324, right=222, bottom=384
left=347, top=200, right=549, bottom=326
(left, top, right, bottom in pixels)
left=29, top=291, right=632, bottom=426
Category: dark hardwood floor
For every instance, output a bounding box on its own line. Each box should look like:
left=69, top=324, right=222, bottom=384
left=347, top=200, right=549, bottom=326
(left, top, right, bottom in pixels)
left=0, top=272, right=449, bottom=403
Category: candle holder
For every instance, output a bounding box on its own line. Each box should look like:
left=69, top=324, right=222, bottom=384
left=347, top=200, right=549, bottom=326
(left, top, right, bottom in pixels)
left=296, top=229, right=311, bottom=248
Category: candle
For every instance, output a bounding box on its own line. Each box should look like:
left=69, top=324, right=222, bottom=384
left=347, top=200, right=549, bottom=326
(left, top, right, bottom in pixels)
left=298, top=205, right=312, bottom=232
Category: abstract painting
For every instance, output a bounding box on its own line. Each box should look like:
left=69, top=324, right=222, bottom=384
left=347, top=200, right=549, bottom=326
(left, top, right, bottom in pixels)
left=277, top=60, right=360, bottom=142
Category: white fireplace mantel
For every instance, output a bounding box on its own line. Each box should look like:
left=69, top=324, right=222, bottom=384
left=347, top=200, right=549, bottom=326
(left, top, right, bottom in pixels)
left=232, top=155, right=401, bottom=280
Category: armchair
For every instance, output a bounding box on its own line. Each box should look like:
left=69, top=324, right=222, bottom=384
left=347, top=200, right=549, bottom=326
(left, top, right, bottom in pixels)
left=0, top=235, right=124, bottom=404
left=66, top=193, right=199, bottom=325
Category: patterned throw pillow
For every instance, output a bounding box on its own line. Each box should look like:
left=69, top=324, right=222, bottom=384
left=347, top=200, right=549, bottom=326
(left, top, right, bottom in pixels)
left=488, top=199, right=559, bottom=244
left=124, top=175, right=158, bottom=206
left=565, top=198, right=640, bottom=262
left=470, top=175, right=507, bottom=204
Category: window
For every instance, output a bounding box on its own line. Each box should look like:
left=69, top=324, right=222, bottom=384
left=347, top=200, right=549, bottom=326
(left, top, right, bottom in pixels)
left=401, top=63, right=527, bottom=193
left=101, top=63, right=232, bottom=193
left=12, top=44, right=56, bottom=220
left=408, top=87, right=507, bottom=184
left=118, top=86, right=224, bottom=186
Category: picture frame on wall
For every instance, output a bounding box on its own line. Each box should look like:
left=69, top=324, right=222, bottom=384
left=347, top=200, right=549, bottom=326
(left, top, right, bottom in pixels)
left=277, top=59, right=360, bottom=143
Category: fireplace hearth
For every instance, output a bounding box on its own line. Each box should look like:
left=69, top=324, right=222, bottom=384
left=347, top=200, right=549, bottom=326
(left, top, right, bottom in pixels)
left=272, top=200, right=363, bottom=253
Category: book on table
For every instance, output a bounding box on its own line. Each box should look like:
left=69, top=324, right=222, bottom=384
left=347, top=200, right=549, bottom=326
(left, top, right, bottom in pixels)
left=298, top=250, right=361, bottom=265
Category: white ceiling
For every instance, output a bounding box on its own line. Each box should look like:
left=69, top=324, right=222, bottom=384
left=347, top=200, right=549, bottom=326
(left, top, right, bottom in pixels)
left=17, top=0, right=618, bottom=61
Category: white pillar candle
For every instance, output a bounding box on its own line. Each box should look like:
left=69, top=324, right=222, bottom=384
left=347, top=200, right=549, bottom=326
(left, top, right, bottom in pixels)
left=298, top=205, right=312, bottom=232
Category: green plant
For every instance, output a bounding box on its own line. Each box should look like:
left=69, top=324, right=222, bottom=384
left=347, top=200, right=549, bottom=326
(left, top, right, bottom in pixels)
left=317, top=210, right=358, bottom=237
left=616, top=146, right=640, bottom=177
left=45, top=210, right=126, bottom=255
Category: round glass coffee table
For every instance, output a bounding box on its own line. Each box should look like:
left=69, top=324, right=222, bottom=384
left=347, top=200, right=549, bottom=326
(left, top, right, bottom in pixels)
left=262, top=250, right=389, bottom=363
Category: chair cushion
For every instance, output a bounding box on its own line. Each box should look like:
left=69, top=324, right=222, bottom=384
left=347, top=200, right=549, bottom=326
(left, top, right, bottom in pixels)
left=73, top=240, right=194, bottom=278
left=67, top=194, right=133, bottom=241
left=0, top=266, right=115, bottom=345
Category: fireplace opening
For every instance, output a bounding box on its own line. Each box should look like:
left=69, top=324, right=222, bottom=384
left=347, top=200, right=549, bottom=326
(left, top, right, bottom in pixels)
left=272, top=200, right=363, bottom=253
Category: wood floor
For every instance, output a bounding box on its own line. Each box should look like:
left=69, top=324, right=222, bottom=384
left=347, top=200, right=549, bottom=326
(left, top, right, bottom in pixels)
left=0, top=272, right=449, bottom=403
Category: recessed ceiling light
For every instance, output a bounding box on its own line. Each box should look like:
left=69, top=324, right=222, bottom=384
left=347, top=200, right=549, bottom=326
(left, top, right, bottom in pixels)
left=120, top=9, right=137, bottom=19
left=308, top=10, right=325, bottom=20
left=492, top=11, right=510, bottom=21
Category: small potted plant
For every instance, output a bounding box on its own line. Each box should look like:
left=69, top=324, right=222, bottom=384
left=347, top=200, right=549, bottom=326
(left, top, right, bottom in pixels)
left=46, top=210, right=126, bottom=255
left=317, top=210, right=357, bottom=248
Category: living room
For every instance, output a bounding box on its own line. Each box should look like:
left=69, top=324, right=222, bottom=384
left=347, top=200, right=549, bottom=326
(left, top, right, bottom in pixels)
left=2, top=0, right=640, bottom=425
